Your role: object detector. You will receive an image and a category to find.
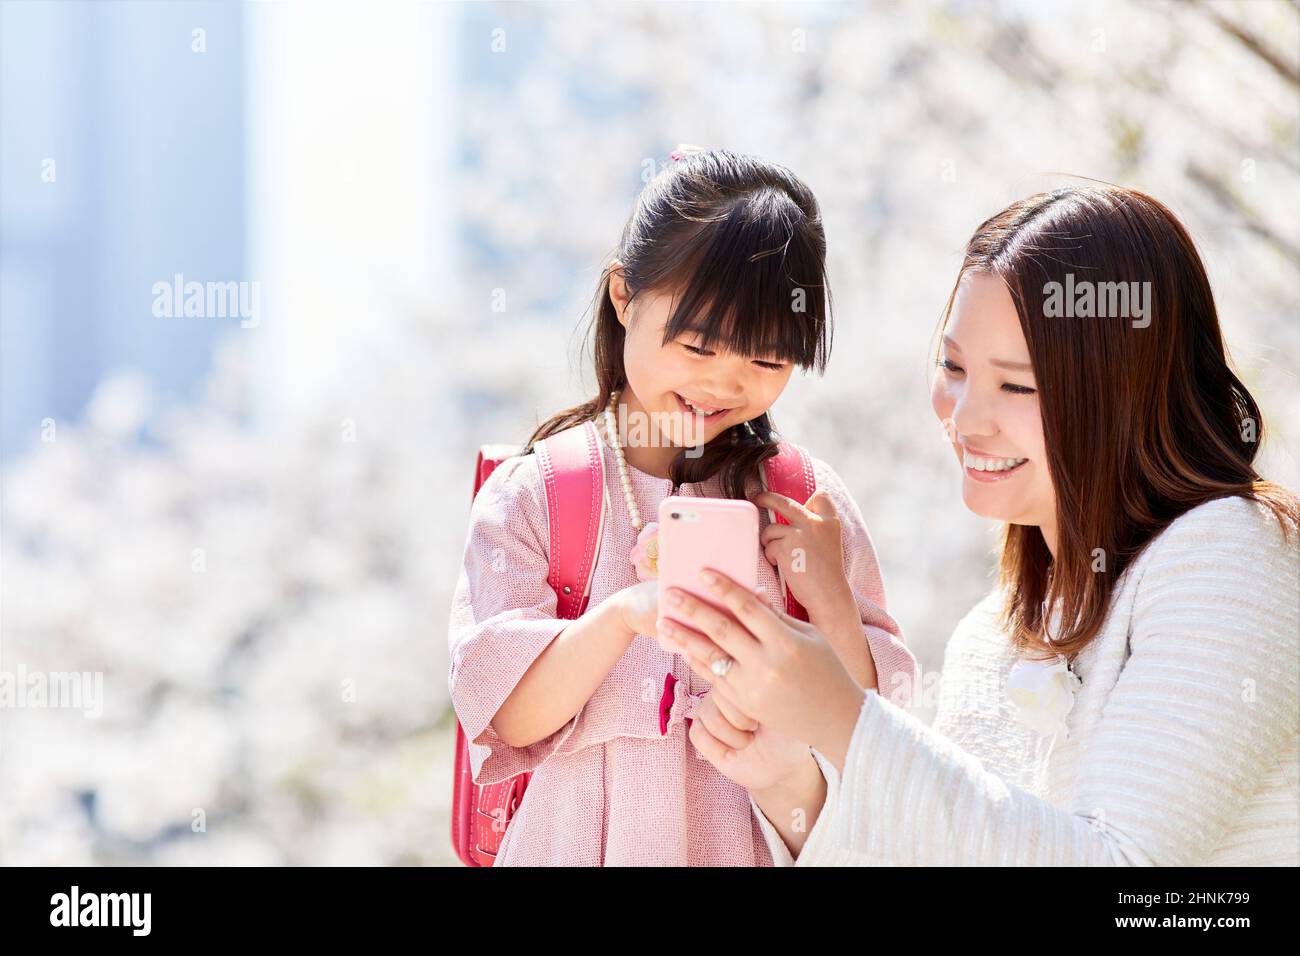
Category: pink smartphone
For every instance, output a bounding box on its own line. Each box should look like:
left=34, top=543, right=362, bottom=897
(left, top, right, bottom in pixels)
left=657, top=495, right=760, bottom=627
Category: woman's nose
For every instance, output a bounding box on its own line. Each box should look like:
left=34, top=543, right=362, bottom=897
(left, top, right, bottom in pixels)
left=951, top=386, right=995, bottom=440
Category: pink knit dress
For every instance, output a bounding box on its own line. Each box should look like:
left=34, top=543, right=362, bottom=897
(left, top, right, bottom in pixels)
left=447, top=425, right=917, bottom=866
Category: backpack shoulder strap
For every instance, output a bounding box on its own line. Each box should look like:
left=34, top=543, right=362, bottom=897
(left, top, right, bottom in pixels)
left=761, top=441, right=817, bottom=622
left=534, top=421, right=606, bottom=620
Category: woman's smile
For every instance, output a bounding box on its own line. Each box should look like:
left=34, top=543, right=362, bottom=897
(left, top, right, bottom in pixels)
left=962, top=447, right=1029, bottom=482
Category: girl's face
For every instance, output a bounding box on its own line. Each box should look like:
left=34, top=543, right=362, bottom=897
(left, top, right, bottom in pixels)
left=610, top=265, right=795, bottom=447
left=930, top=272, right=1055, bottom=535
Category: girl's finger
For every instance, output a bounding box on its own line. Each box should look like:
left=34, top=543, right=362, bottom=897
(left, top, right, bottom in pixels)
left=662, top=586, right=761, bottom=664
left=759, top=522, right=793, bottom=547
left=698, top=568, right=791, bottom=647
left=804, top=488, right=840, bottom=520
left=752, top=490, right=816, bottom=526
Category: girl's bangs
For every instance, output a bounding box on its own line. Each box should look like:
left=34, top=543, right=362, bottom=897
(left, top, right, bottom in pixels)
left=656, top=205, right=829, bottom=372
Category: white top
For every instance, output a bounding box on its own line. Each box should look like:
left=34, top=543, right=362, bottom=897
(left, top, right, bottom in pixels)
left=754, top=495, right=1300, bottom=865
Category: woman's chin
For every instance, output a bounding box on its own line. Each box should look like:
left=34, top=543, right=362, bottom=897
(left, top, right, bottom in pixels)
left=960, top=482, right=1026, bottom=524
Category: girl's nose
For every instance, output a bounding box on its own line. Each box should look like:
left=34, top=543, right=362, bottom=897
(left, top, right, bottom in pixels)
left=695, top=384, right=744, bottom=407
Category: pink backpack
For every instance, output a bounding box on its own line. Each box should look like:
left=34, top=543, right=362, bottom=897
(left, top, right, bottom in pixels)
left=450, top=420, right=816, bottom=866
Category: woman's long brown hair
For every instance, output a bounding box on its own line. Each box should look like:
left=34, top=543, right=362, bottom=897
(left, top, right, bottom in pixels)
left=941, top=184, right=1298, bottom=659
left=523, top=147, right=832, bottom=499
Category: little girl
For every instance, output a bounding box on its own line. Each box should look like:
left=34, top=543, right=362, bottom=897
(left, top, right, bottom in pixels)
left=447, top=146, right=917, bottom=866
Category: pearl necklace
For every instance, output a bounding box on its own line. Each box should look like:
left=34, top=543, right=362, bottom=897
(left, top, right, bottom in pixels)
left=601, top=388, right=644, bottom=533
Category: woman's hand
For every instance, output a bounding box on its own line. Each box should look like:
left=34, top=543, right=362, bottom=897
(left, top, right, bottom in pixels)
left=687, top=692, right=813, bottom=794
left=753, top=489, right=855, bottom=622
left=656, top=572, right=866, bottom=769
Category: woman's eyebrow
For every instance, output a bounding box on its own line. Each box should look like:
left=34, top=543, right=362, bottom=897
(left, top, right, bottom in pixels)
left=943, top=335, right=1032, bottom=372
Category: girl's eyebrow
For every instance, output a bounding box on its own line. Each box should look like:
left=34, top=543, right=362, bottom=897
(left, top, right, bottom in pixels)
left=943, top=334, right=1032, bottom=372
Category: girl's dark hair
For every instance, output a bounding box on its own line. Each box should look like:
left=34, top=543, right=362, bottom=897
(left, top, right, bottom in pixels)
left=938, top=183, right=1298, bottom=659
left=523, top=147, right=832, bottom=499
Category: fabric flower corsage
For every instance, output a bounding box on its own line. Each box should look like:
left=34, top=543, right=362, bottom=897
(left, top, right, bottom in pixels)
left=629, top=522, right=660, bottom=581
left=1006, top=655, right=1081, bottom=739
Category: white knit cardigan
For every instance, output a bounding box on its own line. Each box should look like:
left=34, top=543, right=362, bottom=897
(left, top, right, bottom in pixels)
left=754, top=495, right=1299, bottom=865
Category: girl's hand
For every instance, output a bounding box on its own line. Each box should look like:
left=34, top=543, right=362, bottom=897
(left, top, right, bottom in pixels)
left=657, top=574, right=865, bottom=768
left=613, top=580, right=660, bottom=640
left=688, top=691, right=813, bottom=794
left=753, top=489, right=854, bottom=620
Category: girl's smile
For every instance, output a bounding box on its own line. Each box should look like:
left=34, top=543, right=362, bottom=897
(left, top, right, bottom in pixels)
left=602, top=279, right=797, bottom=476
left=672, top=391, right=736, bottom=419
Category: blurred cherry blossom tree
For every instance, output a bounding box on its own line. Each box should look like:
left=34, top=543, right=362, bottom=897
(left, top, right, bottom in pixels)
left=2, top=0, right=1294, bottom=865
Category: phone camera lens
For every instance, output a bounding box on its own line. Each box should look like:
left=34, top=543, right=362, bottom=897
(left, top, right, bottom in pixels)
left=670, top=512, right=680, bottom=520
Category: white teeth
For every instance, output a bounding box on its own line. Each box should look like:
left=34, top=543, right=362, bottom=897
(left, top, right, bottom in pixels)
left=963, top=452, right=1027, bottom=472
left=680, top=395, right=726, bottom=416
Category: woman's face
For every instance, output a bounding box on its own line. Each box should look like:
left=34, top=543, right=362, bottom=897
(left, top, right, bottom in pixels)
left=610, top=264, right=795, bottom=447
left=930, top=272, right=1055, bottom=532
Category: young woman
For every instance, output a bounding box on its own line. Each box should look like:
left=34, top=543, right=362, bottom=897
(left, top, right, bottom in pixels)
left=656, top=183, right=1299, bottom=865
left=447, top=147, right=917, bottom=866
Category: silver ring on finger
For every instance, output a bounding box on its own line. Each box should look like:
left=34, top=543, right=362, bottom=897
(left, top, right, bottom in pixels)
left=710, top=655, right=735, bottom=678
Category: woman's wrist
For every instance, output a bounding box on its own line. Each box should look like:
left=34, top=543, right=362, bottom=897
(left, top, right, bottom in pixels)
left=805, top=678, right=866, bottom=773
left=750, top=748, right=823, bottom=806
left=749, top=750, right=829, bottom=858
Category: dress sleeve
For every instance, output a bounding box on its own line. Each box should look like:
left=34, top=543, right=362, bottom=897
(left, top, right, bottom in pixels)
left=751, top=747, right=858, bottom=866
left=447, top=452, right=586, bottom=786
left=762, top=497, right=1300, bottom=866
left=811, top=458, right=919, bottom=708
